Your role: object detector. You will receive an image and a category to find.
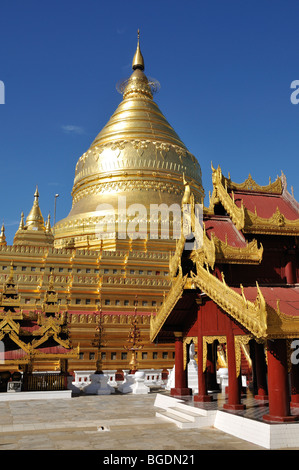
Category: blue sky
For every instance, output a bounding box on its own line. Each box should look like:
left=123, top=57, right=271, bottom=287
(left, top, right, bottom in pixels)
left=0, top=0, right=299, bottom=243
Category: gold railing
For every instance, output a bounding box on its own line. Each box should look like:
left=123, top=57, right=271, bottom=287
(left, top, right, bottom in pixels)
left=23, top=373, right=66, bottom=391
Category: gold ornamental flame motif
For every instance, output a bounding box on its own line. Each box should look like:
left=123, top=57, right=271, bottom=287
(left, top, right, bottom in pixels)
left=54, top=32, right=204, bottom=251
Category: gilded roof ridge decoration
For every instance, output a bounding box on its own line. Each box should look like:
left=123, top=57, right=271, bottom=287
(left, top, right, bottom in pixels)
left=210, top=164, right=299, bottom=235
left=31, top=331, right=71, bottom=351
left=281, top=170, right=299, bottom=214
left=244, top=205, right=299, bottom=235
left=266, top=295, right=299, bottom=338
left=150, top=267, right=189, bottom=342
left=151, top=260, right=269, bottom=342
left=190, top=267, right=267, bottom=339
left=220, top=165, right=283, bottom=195
left=0, top=316, right=31, bottom=354
left=210, top=164, right=245, bottom=230
left=0, top=309, right=76, bottom=360
left=190, top=230, right=263, bottom=266
left=213, top=236, right=263, bottom=264
left=169, top=188, right=264, bottom=280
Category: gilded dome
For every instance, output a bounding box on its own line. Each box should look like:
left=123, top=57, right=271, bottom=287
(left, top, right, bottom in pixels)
left=54, top=33, right=204, bottom=251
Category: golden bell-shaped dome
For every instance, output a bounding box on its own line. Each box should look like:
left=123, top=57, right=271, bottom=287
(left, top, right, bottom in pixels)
left=54, top=32, right=204, bottom=251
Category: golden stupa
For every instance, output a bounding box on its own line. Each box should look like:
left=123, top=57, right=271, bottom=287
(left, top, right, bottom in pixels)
left=13, top=186, right=54, bottom=246
left=54, top=31, right=204, bottom=251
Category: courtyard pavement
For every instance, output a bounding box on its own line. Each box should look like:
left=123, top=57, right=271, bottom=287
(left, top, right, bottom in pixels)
left=0, top=390, right=274, bottom=452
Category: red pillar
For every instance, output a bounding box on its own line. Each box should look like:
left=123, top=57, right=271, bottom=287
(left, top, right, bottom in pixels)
left=290, top=362, right=299, bottom=407
left=285, top=259, right=295, bottom=284
left=170, top=332, right=192, bottom=397
left=263, top=339, right=297, bottom=422
left=194, top=305, right=212, bottom=402
left=223, top=326, right=245, bottom=411
left=290, top=340, right=299, bottom=407
left=254, top=342, right=268, bottom=400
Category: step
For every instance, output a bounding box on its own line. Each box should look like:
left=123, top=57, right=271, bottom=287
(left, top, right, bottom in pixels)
left=156, top=410, right=199, bottom=429
left=154, top=393, right=183, bottom=410
left=174, top=402, right=209, bottom=417
left=168, top=406, right=205, bottom=422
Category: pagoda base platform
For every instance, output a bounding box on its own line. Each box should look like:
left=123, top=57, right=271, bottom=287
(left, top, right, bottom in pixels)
left=155, top=392, right=299, bottom=449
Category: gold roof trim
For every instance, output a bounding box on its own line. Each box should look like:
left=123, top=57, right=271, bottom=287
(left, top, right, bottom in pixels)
left=266, top=299, right=299, bottom=339
left=150, top=262, right=268, bottom=341
left=213, top=236, right=263, bottom=264
left=150, top=268, right=188, bottom=342
left=244, top=206, right=299, bottom=235
left=211, top=164, right=299, bottom=235
left=191, top=231, right=263, bottom=267
left=0, top=316, right=31, bottom=353
left=190, top=266, right=267, bottom=339
left=210, top=165, right=245, bottom=230
left=169, top=195, right=263, bottom=281
left=31, top=330, right=71, bottom=351
left=224, top=172, right=283, bottom=194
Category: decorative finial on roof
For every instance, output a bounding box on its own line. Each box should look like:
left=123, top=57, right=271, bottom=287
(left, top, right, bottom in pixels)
left=45, top=213, right=52, bottom=233
left=19, top=212, right=25, bottom=230
left=26, top=186, right=45, bottom=231
left=132, top=29, right=144, bottom=71
left=0, top=223, right=6, bottom=246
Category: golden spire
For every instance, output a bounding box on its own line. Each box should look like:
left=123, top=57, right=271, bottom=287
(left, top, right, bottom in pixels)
left=45, top=213, right=52, bottom=233
left=18, top=212, right=25, bottom=230
left=26, top=186, right=45, bottom=231
left=0, top=223, right=6, bottom=246
left=132, top=29, right=144, bottom=71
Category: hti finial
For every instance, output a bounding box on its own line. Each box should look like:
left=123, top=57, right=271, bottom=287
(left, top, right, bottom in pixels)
left=34, top=185, right=39, bottom=199
left=132, top=29, right=144, bottom=71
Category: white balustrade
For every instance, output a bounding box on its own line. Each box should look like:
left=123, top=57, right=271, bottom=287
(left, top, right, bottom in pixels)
left=68, top=368, right=168, bottom=394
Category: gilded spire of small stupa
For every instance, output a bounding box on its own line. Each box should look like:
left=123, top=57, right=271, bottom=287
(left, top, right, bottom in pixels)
left=0, top=223, right=6, bottom=246
left=26, top=185, right=45, bottom=231
left=132, top=29, right=144, bottom=71
left=45, top=213, right=51, bottom=233
left=19, top=212, right=25, bottom=230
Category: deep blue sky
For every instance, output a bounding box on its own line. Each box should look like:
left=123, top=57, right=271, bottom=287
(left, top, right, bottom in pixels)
left=0, top=0, right=299, bottom=244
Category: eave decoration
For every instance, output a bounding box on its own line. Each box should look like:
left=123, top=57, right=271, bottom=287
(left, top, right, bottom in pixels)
left=209, top=164, right=299, bottom=236
left=0, top=265, right=79, bottom=365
